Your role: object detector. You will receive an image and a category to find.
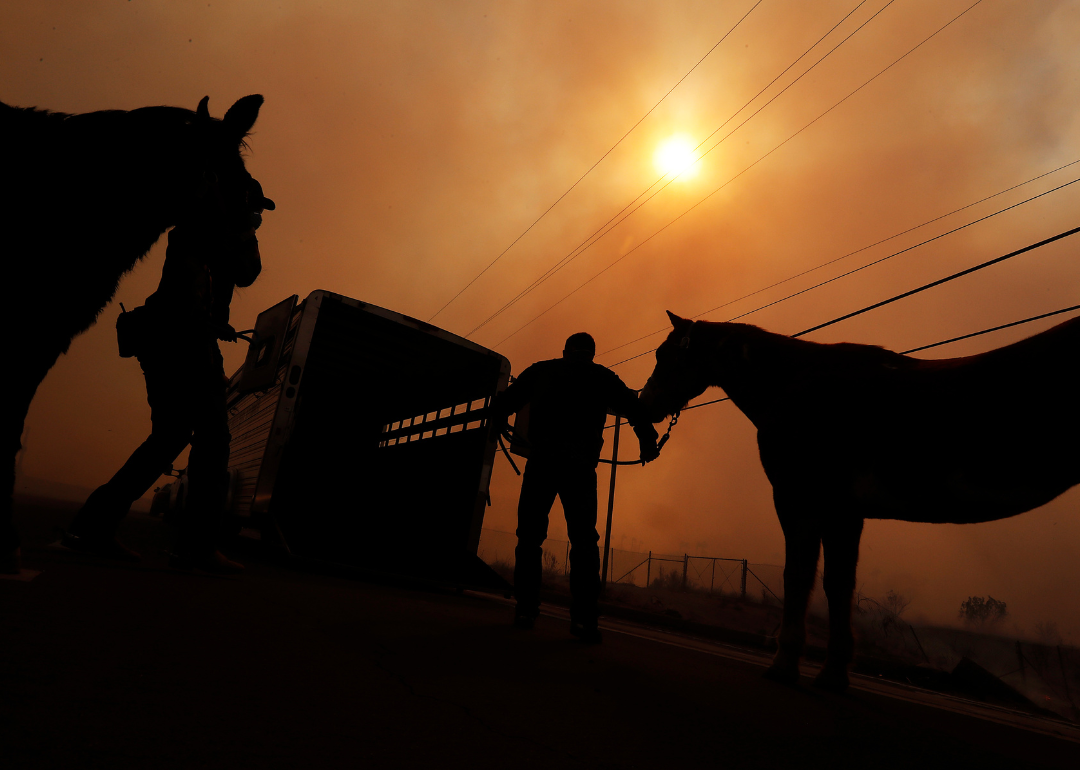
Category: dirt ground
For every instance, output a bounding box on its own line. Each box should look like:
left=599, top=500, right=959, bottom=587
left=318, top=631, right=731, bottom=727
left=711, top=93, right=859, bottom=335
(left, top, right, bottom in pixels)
left=524, top=568, right=1080, bottom=722
left=3, top=497, right=1078, bottom=769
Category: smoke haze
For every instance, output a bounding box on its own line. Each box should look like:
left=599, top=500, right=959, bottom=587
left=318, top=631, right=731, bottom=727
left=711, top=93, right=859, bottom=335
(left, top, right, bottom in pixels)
left=4, top=0, right=1079, bottom=638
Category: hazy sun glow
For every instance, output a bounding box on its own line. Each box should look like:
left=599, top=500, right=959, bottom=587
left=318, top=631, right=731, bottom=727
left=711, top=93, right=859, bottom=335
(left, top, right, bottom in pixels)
left=654, top=135, right=699, bottom=178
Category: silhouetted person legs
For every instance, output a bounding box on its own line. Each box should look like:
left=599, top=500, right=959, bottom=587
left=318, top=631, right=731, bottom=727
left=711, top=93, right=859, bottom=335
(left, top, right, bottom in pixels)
left=559, top=466, right=600, bottom=630
left=514, top=457, right=600, bottom=636
left=514, top=461, right=559, bottom=622
left=66, top=345, right=233, bottom=566
left=173, top=361, right=231, bottom=559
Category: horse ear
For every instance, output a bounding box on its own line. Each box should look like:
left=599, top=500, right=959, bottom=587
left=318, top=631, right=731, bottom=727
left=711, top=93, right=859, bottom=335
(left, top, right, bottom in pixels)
left=666, top=310, right=688, bottom=327
left=223, top=94, right=264, bottom=140
left=196, top=96, right=210, bottom=120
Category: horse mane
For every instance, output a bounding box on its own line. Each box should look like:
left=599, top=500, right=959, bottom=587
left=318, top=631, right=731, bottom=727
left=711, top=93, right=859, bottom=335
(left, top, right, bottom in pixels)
left=1, top=101, right=253, bottom=155
left=697, top=314, right=1080, bottom=383
left=697, top=320, right=912, bottom=372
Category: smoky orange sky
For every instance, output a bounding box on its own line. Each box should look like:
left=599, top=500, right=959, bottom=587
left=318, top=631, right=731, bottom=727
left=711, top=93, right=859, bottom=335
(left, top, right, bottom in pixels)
left=4, top=1, right=1080, bottom=640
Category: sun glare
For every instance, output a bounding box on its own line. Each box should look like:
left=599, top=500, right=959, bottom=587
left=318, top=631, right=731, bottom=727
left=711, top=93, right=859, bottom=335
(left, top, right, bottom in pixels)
left=654, top=135, right=699, bottom=179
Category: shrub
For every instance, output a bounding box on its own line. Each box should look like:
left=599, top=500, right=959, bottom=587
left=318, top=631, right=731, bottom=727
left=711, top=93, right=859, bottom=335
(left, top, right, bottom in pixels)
left=541, top=550, right=562, bottom=580
left=1034, top=620, right=1063, bottom=646
left=649, top=565, right=685, bottom=592
left=959, top=595, right=1008, bottom=629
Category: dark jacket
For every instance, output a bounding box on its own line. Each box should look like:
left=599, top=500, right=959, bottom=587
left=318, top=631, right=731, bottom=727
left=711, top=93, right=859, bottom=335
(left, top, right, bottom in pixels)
left=492, top=357, right=653, bottom=467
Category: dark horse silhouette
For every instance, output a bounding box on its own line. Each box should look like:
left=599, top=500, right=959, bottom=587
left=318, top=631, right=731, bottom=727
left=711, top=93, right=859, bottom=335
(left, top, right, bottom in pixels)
left=639, top=311, right=1080, bottom=691
left=1, top=95, right=270, bottom=571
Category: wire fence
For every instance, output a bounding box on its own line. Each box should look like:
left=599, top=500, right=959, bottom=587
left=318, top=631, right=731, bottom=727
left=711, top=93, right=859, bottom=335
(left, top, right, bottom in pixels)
left=478, top=528, right=572, bottom=579
left=1011, top=640, right=1080, bottom=720
left=478, top=528, right=784, bottom=602
left=608, top=549, right=785, bottom=603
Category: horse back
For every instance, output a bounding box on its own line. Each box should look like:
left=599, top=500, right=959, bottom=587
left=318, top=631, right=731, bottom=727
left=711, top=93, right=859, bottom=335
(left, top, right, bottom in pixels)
left=2, top=102, right=175, bottom=346
left=754, top=317, right=1080, bottom=524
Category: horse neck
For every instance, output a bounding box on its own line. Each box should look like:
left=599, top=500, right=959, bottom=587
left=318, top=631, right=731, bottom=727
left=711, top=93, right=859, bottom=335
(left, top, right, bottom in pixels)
left=62, top=108, right=196, bottom=233
left=29, top=108, right=199, bottom=332
left=694, top=322, right=795, bottom=427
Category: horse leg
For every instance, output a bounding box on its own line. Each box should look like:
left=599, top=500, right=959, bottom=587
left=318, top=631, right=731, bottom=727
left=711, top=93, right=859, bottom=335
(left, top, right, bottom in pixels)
left=0, top=394, right=29, bottom=571
left=764, top=509, right=821, bottom=685
left=2, top=346, right=59, bottom=571
left=813, top=517, right=864, bottom=692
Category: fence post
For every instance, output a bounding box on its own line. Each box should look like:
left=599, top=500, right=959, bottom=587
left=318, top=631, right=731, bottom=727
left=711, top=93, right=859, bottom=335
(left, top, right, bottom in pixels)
left=682, top=554, right=688, bottom=588
left=710, top=558, right=716, bottom=593
left=740, top=559, right=748, bottom=600
left=601, top=417, right=620, bottom=588
left=646, top=551, right=652, bottom=588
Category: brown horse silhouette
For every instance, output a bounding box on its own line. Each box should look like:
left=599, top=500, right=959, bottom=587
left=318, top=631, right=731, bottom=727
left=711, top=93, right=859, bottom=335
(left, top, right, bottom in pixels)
left=639, top=310, right=1080, bottom=691
left=1, top=95, right=270, bottom=570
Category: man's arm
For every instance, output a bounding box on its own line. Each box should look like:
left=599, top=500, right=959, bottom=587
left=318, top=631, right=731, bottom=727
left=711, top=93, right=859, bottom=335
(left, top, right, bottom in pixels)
left=488, top=364, right=537, bottom=437
left=603, top=370, right=660, bottom=463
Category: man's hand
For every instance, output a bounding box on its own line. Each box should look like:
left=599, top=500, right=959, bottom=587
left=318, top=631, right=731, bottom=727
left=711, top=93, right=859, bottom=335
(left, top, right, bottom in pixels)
left=633, top=422, right=660, bottom=464
left=218, top=324, right=239, bottom=343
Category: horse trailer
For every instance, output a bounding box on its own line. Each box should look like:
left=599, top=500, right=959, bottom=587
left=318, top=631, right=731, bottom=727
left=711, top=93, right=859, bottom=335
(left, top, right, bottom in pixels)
left=222, top=290, right=511, bottom=587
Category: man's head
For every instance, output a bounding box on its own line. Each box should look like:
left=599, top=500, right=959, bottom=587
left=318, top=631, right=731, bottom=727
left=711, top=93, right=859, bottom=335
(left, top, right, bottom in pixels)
left=563, top=332, right=596, bottom=362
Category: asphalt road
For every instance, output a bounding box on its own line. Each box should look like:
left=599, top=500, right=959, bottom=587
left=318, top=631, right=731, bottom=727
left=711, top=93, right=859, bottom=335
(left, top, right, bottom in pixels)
left=2, top=500, right=1077, bottom=769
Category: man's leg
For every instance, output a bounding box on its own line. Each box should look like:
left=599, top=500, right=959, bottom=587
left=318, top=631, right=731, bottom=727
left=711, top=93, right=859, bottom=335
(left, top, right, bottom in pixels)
left=560, top=464, right=600, bottom=634
left=514, top=460, right=559, bottom=623
left=67, top=429, right=191, bottom=539
left=66, top=358, right=193, bottom=559
left=175, top=356, right=233, bottom=561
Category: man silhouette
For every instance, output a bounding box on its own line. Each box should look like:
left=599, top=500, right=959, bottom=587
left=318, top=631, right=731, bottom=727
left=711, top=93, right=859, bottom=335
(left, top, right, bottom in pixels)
left=491, top=332, right=659, bottom=642
left=63, top=179, right=272, bottom=573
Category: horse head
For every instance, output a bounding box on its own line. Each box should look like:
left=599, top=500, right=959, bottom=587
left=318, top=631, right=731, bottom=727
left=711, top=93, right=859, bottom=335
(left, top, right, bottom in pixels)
left=171, top=95, right=276, bottom=280
left=639, top=311, right=713, bottom=423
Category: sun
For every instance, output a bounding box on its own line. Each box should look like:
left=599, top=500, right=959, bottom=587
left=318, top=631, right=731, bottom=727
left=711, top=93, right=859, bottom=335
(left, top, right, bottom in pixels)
left=654, top=135, right=699, bottom=178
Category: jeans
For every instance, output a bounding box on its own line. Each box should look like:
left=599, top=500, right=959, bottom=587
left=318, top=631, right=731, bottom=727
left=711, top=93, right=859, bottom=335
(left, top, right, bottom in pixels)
left=69, top=343, right=230, bottom=554
left=514, top=456, right=600, bottom=626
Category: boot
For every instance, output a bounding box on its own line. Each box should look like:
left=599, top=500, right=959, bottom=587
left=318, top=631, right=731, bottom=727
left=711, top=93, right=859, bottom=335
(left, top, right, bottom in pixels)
left=570, top=620, right=602, bottom=644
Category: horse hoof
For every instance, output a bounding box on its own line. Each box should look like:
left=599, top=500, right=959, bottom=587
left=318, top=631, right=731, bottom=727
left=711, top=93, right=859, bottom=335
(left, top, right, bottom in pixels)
left=763, top=664, right=800, bottom=686
left=812, top=668, right=849, bottom=693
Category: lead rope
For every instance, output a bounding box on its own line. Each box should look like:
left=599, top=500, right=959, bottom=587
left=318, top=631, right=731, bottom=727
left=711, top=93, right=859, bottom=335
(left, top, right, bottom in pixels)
left=497, top=432, right=521, bottom=475
left=496, top=410, right=680, bottom=470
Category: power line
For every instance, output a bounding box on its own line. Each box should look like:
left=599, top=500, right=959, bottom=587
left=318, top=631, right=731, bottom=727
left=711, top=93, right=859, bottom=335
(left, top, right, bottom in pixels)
left=792, top=223, right=1080, bottom=337
left=490, top=0, right=985, bottom=349
left=467, top=0, right=878, bottom=337
left=901, top=303, right=1080, bottom=354
left=605, top=173, right=1080, bottom=366
left=426, top=0, right=766, bottom=323
left=597, top=159, right=1080, bottom=360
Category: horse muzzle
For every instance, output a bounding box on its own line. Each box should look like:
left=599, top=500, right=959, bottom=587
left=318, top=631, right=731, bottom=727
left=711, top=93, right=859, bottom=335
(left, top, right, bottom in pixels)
left=637, top=378, right=673, bottom=424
